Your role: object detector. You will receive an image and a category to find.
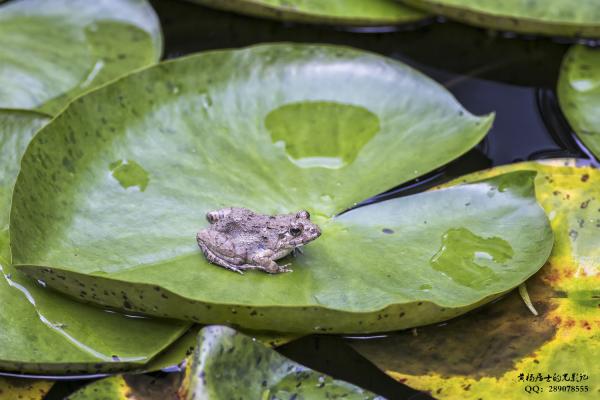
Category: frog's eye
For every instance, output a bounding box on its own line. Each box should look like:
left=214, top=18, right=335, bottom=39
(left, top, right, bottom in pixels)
left=296, top=210, right=310, bottom=219
left=289, top=224, right=303, bottom=236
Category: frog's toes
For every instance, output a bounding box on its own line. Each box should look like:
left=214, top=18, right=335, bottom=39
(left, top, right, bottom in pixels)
left=279, top=263, right=293, bottom=273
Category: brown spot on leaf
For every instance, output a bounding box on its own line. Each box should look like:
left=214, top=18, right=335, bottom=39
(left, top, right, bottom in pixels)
left=581, top=321, right=591, bottom=330
left=352, top=278, right=557, bottom=379
left=124, top=373, right=183, bottom=399
left=542, top=269, right=561, bottom=285
left=563, top=268, right=575, bottom=279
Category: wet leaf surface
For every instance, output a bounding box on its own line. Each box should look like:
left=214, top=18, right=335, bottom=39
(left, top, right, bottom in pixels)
left=178, top=325, right=383, bottom=399
left=0, top=110, right=188, bottom=374
left=558, top=45, right=600, bottom=159
left=9, top=43, right=553, bottom=333
left=0, top=0, right=161, bottom=114
left=185, top=0, right=427, bottom=26
left=140, top=325, right=297, bottom=373
left=351, top=160, right=600, bottom=399
left=403, top=0, right=600, bottom=37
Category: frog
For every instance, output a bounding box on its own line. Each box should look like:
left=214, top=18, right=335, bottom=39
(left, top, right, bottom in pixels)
left=196, top=207, right=321, bottom=274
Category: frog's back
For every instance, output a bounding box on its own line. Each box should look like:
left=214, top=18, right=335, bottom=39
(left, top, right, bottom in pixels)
left=212, top=208, right=268, bottom=237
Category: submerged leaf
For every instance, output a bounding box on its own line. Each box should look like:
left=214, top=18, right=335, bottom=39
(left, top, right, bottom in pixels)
left=403, top=0, right=600, bottom=37
left=558, top=45, right=600, bottom=159
left=0, top=110, right=188, bottom=374
left=352, top=160, right=600, bottom=399
left=0, top=0, right=162, bottom=114
left=186, top=0, right=427, bottom=26
left=9, top=44, right=551, bottom=333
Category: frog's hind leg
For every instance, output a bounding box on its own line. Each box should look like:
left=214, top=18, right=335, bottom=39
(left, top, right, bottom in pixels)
left=200, top=245, right=244, bottom=274
left=242, top=250, right=293, bottom=274
left=196, top=230, right=245, bottom=274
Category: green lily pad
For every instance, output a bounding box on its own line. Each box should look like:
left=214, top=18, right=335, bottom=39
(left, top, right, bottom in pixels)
left=402, top=0, right=600, bottom=37
left=186, top=0, right=427, bottom=26
left=352, top=160, right=600, bottom=399
left=0, top=110, right=189, bottom=374
left=10, top=43, right=552, bottom=333
left=179, top=325, right=383, bottom=399
left=558, top=45, right=600, bottom=159
left=0, top=0, right=162, bottom=114
left=140, top=326, right=297, bottom=373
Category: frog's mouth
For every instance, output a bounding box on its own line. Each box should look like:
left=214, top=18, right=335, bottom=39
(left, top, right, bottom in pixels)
left=308, top=225, right=321, bottom=240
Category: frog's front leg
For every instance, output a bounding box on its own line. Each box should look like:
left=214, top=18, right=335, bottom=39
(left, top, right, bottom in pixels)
left=241, top=249, right=292, bottom=274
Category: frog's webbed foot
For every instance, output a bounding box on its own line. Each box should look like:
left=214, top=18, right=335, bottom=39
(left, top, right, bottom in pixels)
left=292, top=247, right=304, bottom=257
left=278, top=263, right=293, bottom=273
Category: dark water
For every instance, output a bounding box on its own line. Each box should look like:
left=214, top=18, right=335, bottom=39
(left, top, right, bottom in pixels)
left=25, top=0, right=600, bottom=398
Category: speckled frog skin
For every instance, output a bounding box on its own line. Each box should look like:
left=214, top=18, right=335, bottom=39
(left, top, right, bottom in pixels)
left=196, top=207, right=321, bottom=274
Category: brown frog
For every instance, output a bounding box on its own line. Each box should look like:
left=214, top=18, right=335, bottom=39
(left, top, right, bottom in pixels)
left=196, top=207, right=321, bottom=274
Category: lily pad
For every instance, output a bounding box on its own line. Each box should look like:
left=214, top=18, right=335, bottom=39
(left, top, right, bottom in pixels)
left=0, top=110, right=189, bottom=374
left=66, top=374, right=183, bottom=400
left=10, top=43, right=552, bottom=333
left=402, top=0, right=600, bottom=37
left=185, top=0, right=427, bottom=26
left=178, top=326, right=383, bottom=399
left=67, top=326, right=379, bottom=399
left=558, top=45, right=600, bottom=159
left=141, top=326, right=297, bottom=373
left=0, top=0, right=162, bottom=114
left=0, top=377, right=53, bottom=400
left=352, top=160, right=600, bottom=399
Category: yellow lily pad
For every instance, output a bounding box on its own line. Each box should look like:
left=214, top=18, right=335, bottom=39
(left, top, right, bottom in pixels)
left=66, top=374, right=181, bottom=400
left=352, top=159, right=600, bottom=399
left=0, top=377, right=52, bottom=400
